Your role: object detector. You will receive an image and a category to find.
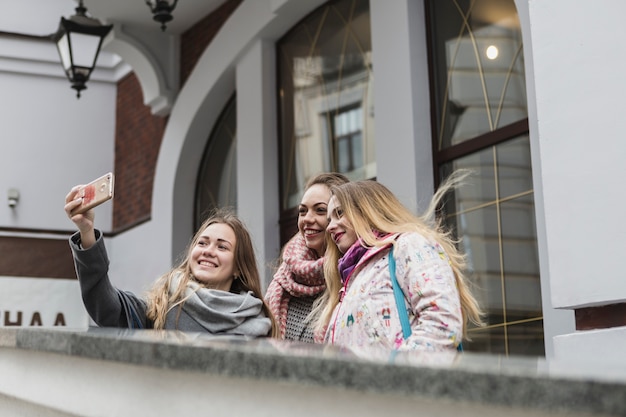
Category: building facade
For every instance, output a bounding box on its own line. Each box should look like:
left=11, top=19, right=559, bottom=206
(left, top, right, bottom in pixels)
left=1, top=0, right=624, bottom=361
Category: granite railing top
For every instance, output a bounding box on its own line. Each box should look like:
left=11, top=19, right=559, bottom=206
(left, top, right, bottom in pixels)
left=1, top=326, right=625, bottom=416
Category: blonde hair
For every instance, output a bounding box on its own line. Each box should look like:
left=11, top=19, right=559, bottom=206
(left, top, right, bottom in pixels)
left=145, top=208, right=278, bottom=337
left=313, top=171, right=483, bottom=339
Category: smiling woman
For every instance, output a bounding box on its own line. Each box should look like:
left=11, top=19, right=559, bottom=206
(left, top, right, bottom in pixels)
left=190, top=222, right=238, bottom=291
left=64, top=184, right=277, bottom=337
left=266, top=172, right=349, bottom=342
left=315, top=176, right=483, bottom=351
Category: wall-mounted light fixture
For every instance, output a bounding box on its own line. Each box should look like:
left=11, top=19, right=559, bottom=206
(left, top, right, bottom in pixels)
left=8, top=189, right=19, bottom=208
left=145, top=0, right=179, bottom=31
left=53, top=0, right=113, bottom=98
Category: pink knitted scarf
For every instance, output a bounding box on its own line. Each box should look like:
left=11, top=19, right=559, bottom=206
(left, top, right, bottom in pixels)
left=265, top=233, right=326, bottom=339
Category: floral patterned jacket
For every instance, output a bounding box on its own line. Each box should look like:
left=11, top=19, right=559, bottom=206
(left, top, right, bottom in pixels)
left=326, top=232, right=463, bottom=351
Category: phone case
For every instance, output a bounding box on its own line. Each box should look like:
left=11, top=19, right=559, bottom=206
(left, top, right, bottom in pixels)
left=74, top=172, right=114, bottom=214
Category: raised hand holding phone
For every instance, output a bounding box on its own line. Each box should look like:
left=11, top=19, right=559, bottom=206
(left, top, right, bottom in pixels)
left=65, top=173, right=114, bottom=249
left=72, top=172, right=114, bottom=215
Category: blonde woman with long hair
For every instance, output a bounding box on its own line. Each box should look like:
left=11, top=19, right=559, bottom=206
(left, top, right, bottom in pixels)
left=65, top=186, right=276, bottom=337
left=314, top=174, right=482, bottom=351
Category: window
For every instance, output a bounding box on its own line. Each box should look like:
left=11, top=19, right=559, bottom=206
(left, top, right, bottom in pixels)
left=426, top=0, right=543, bottom=356
left=195, top=95, right=237, bottom=229
left=277, top=0, right=374, bottom=243
left=332, top=106, right=363, bottom=173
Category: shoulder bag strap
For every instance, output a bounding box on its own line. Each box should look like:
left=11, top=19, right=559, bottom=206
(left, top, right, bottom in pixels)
left=389, top=245, right=464, bottom=352
left=389, top=245, right=412, bottom=339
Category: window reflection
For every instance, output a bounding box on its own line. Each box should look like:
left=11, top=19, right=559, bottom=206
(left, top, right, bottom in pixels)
left=428, top=0, right=527, bottom=149
left=277, top=0, right=374, bottom=223
left=428, top=0, right=540, bottom=356
left=333, top=106, right=363, bottom=173
left=441, top=136, right=544, bottom=356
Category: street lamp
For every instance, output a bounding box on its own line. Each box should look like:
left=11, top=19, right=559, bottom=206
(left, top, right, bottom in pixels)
left=53, top=0, right=113, bottom=98
left=145, top=0, right=179, bottom=31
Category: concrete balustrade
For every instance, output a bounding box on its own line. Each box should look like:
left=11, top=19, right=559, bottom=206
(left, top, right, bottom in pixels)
left=0, top=327, right=624, bottom=416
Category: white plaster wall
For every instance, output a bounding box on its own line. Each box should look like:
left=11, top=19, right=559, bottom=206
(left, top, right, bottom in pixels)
left=527, top=0, right=626, bottom=309
left=553, top=326, right=626, bottom=364
left=0, top=41, right=116, bottom=233
left=0, top=276, right=89, bottom=328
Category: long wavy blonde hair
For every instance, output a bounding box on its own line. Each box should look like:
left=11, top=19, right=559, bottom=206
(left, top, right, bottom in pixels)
left=145, top=208, right=278, bottom=336
left=313, top=172, right=483, bottom=339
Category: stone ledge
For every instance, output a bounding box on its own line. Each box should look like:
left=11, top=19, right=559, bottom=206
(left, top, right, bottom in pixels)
left=1, top=327, right=625, bottom=416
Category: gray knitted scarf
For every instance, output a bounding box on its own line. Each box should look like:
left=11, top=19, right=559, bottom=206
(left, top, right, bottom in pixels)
left=171, top=275, right=272, bottom=337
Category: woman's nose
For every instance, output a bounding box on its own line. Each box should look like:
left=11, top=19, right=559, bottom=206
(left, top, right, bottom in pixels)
left=302, top=210, right=315, bottom=223
left=202, top=244, right=216, bottom=256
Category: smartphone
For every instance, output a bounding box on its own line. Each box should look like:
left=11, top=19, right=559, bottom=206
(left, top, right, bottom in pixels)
left=73, top=172, right=115, bottom=214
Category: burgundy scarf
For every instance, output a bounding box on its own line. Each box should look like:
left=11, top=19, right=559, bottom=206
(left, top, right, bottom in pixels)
left=338, top=231, right=392, bottom=285
left=337, top=239, right=370, bottom=285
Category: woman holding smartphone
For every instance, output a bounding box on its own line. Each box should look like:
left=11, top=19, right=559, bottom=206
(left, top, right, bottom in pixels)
left=64, top=185, right=277, bottom=337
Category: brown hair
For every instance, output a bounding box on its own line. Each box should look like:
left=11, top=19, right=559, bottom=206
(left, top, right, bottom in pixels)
left=145, top=208, right=278, bottom=336
left=304, top=172, right=350, bottom=190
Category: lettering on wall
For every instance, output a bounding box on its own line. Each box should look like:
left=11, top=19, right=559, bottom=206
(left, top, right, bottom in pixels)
left=0, top=277, right=89, bottom=328
left=3, top=311, right=67, bottom=326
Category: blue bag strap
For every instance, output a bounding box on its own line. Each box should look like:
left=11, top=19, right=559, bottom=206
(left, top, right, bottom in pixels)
left=389, top=245, right=464, bottom=352
left=389, top=245, right=412, bottom=340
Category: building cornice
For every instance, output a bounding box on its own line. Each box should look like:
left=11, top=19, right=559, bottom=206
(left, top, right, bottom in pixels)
left=0, top=30, right=128, bottom=83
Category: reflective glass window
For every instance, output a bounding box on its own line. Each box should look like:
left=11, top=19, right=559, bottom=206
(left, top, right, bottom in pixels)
left=427, top=0, right=541, bottom=356
left=428, top=0, right=527, bottom=149
left=277, top=0, right=374, bottom=240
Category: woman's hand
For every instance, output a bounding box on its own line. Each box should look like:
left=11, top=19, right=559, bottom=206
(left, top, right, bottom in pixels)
left=65, top=185, right=97, bottom=249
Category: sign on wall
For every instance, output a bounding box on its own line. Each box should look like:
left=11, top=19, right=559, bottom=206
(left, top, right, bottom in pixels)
left=0, top=276, right=89, bottom=328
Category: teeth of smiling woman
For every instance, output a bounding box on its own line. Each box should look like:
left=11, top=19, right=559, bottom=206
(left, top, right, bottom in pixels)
left=304, top=230, right=319, bottom=235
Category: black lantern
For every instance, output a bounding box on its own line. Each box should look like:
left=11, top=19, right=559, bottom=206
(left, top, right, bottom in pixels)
left=53, top=0, right=113, bottom=98
left=145, top=0, right=179, bottom=31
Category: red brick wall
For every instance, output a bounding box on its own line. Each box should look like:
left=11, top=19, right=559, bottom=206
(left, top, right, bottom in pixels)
left=180, top=0, right=243, bottom=87
left=113, top=73, right=167, bottom=231
left=0, top=236, right=76, bottom=279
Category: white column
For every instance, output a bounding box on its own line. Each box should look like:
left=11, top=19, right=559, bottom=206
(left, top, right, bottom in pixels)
left=529, top=0, right=626, bottom=307
left=370, top=0, right=434, bottom=211
left=236, top=39, right=281, bottom=289
left=522, top=0, right=626, bottom=358
left=514, top=0, right=575, bottom=359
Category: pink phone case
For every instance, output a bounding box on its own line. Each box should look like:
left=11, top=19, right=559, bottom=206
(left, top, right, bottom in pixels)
left=74, top=172, right=114, bottom=214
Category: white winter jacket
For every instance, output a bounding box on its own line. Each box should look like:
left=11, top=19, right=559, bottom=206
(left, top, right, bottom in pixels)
left=326, top=232, right=464, bottom=351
